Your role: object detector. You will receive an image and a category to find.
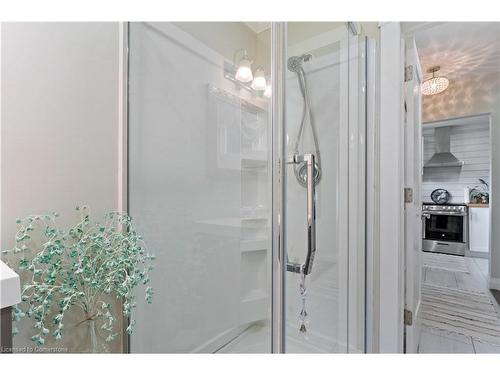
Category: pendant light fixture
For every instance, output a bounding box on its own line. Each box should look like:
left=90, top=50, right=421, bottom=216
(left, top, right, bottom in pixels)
left=421, top=66, right=449, bottom=96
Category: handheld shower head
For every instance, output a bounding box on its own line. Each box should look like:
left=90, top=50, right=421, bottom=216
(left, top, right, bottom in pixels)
left=287, top=54, right=313, bottom=73
left=287, top=56, right=303, bottom=73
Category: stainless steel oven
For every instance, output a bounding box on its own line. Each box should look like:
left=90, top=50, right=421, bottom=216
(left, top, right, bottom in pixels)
left=422, top=203, right=468, bottom=256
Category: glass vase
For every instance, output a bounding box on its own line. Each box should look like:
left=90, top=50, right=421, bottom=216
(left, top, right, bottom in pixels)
left=87, top=319, right=98, bottom=353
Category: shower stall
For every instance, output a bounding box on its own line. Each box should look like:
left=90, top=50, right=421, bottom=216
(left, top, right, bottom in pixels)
left=127, top=22, right=371, bottom=353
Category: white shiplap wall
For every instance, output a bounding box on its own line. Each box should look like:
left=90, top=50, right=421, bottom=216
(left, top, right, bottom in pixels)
left=422, top=123, right=490, bottom=203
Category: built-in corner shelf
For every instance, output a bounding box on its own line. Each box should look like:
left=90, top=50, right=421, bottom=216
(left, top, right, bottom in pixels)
left=241, top=158, right=267, bottom=169
left=240, top=238, right=268, bottom=253
left=241, top=216, right=268, bottom=221
left=241, top=151, right=268, bottom=169
left=241, top=289, right=268, bottom=304
left=238, top=100, right=269, bottom=325
left=239, top=289, right=268, bottom=324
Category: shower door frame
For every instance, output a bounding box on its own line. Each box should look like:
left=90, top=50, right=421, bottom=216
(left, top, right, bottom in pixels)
left=271, top=22, right=368, bottom=353
left=123, top=21, right=367, bottom=354
left=270, top=22, right=286, bottom=354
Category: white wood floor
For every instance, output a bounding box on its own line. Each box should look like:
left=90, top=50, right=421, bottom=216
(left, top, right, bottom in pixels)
left=418, top=255, right=500, bottom=353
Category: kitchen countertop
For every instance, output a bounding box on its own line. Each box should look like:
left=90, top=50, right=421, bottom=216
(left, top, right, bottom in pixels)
left=467, top=203, right=489, bottom=208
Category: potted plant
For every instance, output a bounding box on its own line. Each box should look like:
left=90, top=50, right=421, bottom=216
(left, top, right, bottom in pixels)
left=469, top=178, right=489, bottom=204
left=2, top=206, right=154, bottom=352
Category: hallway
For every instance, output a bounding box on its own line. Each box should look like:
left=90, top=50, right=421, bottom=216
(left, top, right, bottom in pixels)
left=418, top=254, right=500, bottom=353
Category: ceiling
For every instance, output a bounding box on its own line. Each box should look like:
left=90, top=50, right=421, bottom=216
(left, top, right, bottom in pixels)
left=244, top=22, right=270, bottom=34
left=413, top=22, right=500, bottom=121
left=415, top=22, right=500, bottom=80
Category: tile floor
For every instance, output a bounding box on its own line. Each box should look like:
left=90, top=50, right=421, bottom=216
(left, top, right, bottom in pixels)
left=418, top=255, right=500, bottom=353
left=219, top=254, right=500, bottom=353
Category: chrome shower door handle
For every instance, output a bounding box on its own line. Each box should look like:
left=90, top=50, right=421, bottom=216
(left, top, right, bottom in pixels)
left=303, top=154, right=316, bottom=275
left=286, top=153, right=317, bottom=275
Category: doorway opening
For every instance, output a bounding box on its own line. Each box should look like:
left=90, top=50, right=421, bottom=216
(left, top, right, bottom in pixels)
left=403, top=22, right=500, bottom=353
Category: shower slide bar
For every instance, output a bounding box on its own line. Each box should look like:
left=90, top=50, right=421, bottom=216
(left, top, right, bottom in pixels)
left=286, top=153, right=317, bottom=276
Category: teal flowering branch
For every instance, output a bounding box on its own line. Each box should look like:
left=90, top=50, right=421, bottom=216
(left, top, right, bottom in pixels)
left=2, top=206, right=154, bottom=348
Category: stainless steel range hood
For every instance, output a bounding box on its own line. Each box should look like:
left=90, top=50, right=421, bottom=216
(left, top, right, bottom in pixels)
left=424, top=126, right=464, bottom=168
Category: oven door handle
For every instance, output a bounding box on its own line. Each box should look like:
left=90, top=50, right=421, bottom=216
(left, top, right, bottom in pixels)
left=422, top=211, right=466, bottom=216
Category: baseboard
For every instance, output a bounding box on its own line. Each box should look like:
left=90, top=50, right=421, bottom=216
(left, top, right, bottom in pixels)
left=191, top=323, right=252, bottom=353
left=488, top=277, right=500, bottom=291
left=465, top=250, right=488, bottom=259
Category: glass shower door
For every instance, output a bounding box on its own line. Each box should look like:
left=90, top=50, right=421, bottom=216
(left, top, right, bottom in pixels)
left=128, top=22, right=273, bottom=353
left=279, top=22, right=366, bottom=353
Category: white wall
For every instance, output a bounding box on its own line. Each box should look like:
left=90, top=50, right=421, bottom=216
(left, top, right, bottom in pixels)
left=1, top=22, right=122, bottom=352
left=422, top=122, right=490, bottom=203
left=173, top=22, right=270, bottom=72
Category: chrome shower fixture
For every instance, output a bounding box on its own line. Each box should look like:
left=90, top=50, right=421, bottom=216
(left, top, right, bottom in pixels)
left=287, top=54, right=321, bottom=188
left=287, top=54, right=313, bottom=73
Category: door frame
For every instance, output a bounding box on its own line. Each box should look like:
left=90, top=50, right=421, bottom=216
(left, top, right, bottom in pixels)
left=402, top=36, right=423, bottom=353
left=270, top=21, right=286, bottom=354
left=374, top=22, right=405, bottom=353
left=374, top=22, right=424, bottom=353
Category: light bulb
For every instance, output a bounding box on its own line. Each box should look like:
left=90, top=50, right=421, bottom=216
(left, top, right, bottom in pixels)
left=235, top=58, right=253, bottom=83
left=264, top=84, right=272, bottom=98
left=251, top=68, right=267, bottom=91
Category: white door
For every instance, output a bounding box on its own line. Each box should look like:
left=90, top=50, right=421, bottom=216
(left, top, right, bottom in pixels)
left=403, top=37, right=423, bottom=353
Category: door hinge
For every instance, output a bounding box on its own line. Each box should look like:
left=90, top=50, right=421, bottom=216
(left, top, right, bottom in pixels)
left=404, top=309, right=413, bottom=326
left=405, top=65, right=413, bottom=82
left=404, top=187, right=413, bottom=203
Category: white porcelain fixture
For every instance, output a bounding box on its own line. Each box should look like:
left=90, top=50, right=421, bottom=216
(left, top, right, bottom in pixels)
left=1, top=260, right=21, bottom=309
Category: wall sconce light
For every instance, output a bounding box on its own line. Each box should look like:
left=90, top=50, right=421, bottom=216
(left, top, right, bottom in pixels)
left=234, top=49, right=253, bottom=83
left=251, top=67, right=267, bottom=91
left=226, top=49, right=270, bottom=99
left=264, top=83, right=272, bottom=98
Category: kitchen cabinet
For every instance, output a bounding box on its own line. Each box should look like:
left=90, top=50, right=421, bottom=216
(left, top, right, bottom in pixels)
left=468, top=206, right=490, bottom=253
